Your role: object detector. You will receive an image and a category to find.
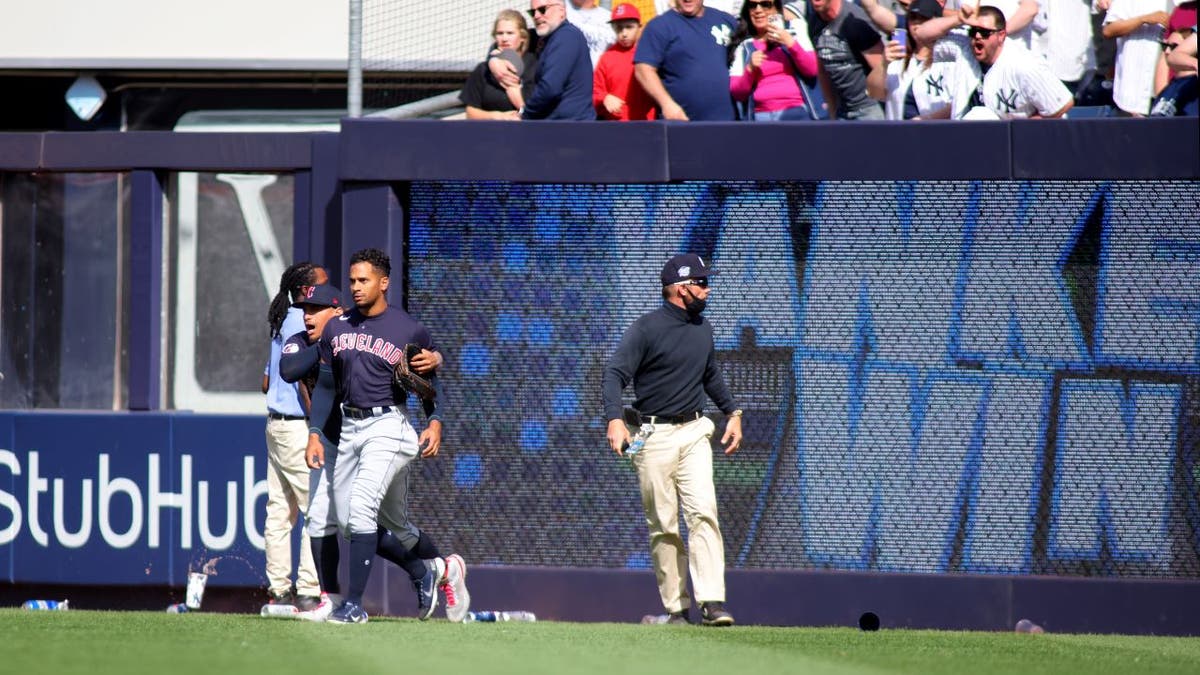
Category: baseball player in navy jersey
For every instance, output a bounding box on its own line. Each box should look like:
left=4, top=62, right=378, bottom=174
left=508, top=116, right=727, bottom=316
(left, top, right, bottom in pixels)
left=305, top=248, right=457, bottom=625
left=281, top=283, right=470, bottom=622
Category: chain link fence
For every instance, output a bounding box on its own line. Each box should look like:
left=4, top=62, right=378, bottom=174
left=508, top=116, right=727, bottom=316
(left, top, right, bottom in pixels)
left=404, top=179, right=1200, bottom=577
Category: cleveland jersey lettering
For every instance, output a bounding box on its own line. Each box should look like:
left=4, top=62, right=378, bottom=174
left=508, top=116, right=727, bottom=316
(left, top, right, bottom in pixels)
left=331, top=332, right=405, bottom=365
left=319, top=307, right=435, bottom=409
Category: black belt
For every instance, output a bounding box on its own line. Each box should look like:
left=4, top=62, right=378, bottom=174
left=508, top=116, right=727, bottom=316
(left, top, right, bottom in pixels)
left=268, top=413, right=306, bottom=421
left=342, top=405, right=396, bottom=420
left=645, top=411, right=703, bottom=425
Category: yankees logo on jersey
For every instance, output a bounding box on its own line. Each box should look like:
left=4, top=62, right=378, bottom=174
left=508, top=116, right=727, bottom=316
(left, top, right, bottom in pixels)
left=995, top=88, right=1020, bottom=113
left=925, top=74, right=945, bottom=97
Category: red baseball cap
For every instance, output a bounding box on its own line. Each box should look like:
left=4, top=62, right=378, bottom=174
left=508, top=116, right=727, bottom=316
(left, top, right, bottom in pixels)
left=610, top=3, right=641, bottom=22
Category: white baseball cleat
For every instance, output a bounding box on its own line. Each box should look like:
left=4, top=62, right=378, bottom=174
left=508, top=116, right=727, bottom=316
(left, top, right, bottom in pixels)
left=440, top=554, right=471, bottom=623
left=296, top=593, right=334, bottom=622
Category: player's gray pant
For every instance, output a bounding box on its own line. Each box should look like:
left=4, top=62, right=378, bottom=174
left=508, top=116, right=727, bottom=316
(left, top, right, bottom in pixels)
left=307, top=437, right=420, bottom=549
left=331, top=408, right=421, bottom=541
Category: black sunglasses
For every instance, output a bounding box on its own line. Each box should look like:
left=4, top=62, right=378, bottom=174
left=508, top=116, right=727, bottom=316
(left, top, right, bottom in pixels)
left=527, top=3, right=560, bottom=17
left=746, top=1, right=776, bottom=9
left=968, top=26, right=1000, bottom=39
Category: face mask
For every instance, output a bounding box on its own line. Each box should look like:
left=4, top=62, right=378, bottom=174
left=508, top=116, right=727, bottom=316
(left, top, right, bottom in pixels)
left=682, top=288, right=707, bottom=315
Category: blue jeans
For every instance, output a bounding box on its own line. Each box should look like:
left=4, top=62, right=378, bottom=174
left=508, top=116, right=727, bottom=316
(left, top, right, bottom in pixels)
left=754, top=106, right=816, bottom=121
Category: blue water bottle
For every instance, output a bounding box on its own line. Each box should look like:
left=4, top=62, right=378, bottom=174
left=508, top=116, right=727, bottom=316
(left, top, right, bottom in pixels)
left=22, top=599, right=69, bottom=611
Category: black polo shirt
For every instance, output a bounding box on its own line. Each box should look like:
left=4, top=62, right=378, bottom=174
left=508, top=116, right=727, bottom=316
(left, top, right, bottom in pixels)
left=602, top=301, right=737, bottom=421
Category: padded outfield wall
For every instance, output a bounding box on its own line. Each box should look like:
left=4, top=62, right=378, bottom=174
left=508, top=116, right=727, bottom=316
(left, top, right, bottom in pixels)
left=1, top=120, right=1198, bottom=631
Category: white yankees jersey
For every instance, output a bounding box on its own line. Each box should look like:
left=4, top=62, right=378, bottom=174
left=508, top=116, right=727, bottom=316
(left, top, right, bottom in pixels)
left=934, top=29, right=984, bottom=118
left=1104, top=0, right=1172, bottom=115
left=980, top=41, right=1073, bottom=117
left=885, top=56, right=954, bottom=119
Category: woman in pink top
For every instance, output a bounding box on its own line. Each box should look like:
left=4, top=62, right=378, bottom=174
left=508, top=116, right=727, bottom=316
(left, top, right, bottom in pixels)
left=728, top=0, right=820, bottom=120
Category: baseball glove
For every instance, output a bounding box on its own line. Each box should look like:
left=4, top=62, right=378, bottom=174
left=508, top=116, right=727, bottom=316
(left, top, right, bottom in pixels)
left=393, top=344, right=436, bottom=401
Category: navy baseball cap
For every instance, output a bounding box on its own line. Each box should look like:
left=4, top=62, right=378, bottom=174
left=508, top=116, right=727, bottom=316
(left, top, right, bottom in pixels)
left=292, top=284, right=344, bottom=309
left=660, top=253, right=719, bottom=285
left=908, top=0, right=942, bottom=19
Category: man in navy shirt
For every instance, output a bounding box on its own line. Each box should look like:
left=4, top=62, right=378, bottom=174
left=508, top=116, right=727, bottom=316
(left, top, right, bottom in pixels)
left=634, top=0, right=737, bottom=120
left=280, top=284, right=470, bottom=623
left=522, top=0, right=597, bottom=119
left=306, top=249, right=449, bottom=624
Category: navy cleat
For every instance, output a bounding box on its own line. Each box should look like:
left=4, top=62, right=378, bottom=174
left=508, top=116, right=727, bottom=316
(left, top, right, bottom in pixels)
left=327, top=600, right=368, bottom=624
left=700, top=602, right=734, bottom=627
left=415, top=557, right=445, bottom=621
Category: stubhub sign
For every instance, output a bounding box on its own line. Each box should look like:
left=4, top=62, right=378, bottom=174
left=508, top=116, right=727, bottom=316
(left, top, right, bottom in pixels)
left=0, top=413, right=269, bottom=586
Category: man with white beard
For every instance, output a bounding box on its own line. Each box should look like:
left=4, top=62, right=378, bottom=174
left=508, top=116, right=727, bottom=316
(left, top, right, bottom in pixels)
left=522, top=0, right=597, bottom=119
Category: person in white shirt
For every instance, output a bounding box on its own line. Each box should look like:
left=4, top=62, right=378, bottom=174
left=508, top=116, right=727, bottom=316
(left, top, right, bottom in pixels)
left=1102, top=0, right=1172, bottom=114
left=568, top=0, right=618, bottom=66
left=1035, top=0, right=1097, bottom=90
left=885, top=0, right=961, bottom=118
left=967, top=5, right=1074, bottom=116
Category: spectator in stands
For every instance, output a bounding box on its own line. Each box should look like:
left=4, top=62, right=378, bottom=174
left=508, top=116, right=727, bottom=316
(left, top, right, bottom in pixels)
left=885, top=0, right=957, bottom=118
left=1150, top=27, right=1199, bottom=113
left=462, top=10, right=538, bottom=120
left=1035, top=0, right=1097, bottom=94
left=806, top=0, right=887, bottom=120
left=1153, top=2, right=1197, bottom=91
left=966, top=6, right=1074, bottom=117
left=911, top=0, right=1040, bottom=51
left=635, top=0, right=738, bottom=120
left=1102, top=0, right=1170, bottom=115
left=958, top=0, right=1042, bottom=48
left=569, top=0, right=618, bottom=66
left=729, top=0, right=820, bottom=120
left=657, top=0, right=740, bottom=14
left=594, top=4, right=657, bottom=120
left=522, top=0, right=597, bottom=120
left=1167, top=22, right=1199, bottom=69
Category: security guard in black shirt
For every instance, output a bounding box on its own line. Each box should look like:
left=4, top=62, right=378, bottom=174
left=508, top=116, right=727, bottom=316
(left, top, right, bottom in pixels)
left=602, top=253, right=743, bottom=626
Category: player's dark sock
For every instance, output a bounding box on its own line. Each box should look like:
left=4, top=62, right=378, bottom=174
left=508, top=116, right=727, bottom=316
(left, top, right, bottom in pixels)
left=375, top=528, right=427, bottom=582
left=346, top=532, right=376, bottom=605
left=311, top=533, right=340, bottom=595
left=412, top=530, right=442, bottom=560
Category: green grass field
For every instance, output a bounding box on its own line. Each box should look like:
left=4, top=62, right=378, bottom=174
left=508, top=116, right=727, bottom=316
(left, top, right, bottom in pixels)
left=4, top=609, right=1199, bottom=675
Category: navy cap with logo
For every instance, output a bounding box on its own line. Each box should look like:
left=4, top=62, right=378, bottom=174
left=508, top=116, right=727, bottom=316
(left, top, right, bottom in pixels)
left=292, top=284, right=344, bottom=309
left=660, top=253, right=719, bottom=286
left=907, top=0, right=942, bottom=19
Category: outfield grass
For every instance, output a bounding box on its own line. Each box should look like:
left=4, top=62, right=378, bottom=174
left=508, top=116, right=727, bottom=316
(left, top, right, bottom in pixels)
left=3, top=609, right=1199, bottom=675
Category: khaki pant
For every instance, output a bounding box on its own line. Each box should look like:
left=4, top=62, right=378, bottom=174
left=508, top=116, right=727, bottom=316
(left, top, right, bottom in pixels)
left=264, top=418, right=319, bottom=597
left=631, top=416, right=725, bottom=613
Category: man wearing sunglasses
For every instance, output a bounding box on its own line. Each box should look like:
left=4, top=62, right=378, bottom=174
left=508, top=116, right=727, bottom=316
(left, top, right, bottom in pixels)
left=967, top=6, right=1074, bottom=117
left=521, top=0, right=597, bottom=119
left=603, top=254, right=743, bottom=626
